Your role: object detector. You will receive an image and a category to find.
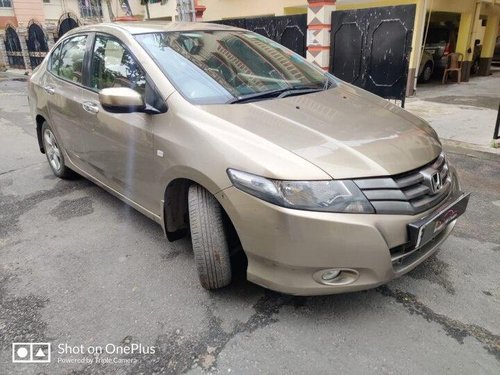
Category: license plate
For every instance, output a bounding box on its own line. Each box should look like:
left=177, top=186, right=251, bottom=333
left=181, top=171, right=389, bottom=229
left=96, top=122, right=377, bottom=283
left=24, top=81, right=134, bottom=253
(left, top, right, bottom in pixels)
left=408, top=192, right=470, bottom=249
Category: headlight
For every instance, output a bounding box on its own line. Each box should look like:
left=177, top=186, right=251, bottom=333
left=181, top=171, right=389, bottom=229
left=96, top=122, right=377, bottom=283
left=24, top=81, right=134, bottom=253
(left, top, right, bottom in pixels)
left=227, top=169, right=374, bottom=213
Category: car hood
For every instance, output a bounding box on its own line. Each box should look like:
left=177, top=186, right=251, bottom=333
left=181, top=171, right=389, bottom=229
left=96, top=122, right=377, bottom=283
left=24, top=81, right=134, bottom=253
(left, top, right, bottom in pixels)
left=201, top=83, right=442, bottom=179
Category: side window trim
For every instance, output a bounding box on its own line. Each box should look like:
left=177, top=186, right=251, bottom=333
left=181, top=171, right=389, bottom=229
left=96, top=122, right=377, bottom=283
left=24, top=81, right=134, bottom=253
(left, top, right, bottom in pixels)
left=82, top=32, right=96, bottom=88
left=48, top=42, right=62, bottom=73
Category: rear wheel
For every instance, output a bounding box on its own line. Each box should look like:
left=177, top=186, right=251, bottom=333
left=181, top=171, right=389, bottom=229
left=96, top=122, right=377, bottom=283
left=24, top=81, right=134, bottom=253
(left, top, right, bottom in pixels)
left=41, top=122, right=75, bottom=179
left=188, top=184, right=232, bottom=290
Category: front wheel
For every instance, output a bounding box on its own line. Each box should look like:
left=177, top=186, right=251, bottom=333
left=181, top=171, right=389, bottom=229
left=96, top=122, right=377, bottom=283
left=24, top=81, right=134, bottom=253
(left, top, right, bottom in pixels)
left=419, top=62, right=433, bottom=83
left=41, top=122, right=75, bottom=179
left=188, top=184, right=232, bottom=290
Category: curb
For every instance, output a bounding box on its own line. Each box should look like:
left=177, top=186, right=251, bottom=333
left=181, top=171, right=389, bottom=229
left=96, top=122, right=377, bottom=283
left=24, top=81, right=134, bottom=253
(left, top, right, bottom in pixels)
left=441, top=139, right=500, bottom=161
left=0, top=70, right=30, bottom=78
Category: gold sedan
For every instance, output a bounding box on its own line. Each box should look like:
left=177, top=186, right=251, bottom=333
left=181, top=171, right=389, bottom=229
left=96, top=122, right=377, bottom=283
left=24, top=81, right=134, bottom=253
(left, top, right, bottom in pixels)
left=28, top=22, right=469, bottom=295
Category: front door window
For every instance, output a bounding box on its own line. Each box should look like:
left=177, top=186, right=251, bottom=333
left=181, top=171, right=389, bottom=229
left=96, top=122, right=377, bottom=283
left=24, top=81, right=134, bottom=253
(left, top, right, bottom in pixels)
left=90, top=35, right=146, bottom=95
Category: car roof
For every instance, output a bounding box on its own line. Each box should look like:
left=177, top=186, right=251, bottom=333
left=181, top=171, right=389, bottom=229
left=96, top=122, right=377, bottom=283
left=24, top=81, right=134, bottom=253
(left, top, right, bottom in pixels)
left=73, top=21, right=243, bottom=35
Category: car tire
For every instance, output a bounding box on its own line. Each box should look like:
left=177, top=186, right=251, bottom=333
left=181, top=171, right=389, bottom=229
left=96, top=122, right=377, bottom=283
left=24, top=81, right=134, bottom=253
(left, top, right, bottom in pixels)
left=471, top=59, right=480, bottom=75
left=41, top=122, right=75, bottom=179
left=419, top=62, right=433, bottom=83
left=188, top=184, right=232, bottom=290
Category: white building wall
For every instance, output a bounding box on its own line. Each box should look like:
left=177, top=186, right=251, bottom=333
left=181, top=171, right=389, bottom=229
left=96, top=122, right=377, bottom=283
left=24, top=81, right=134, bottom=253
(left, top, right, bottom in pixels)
left=43, top=0, right=122, bottom=25
left=129, top=0, right=178, bottom=21
left=0, top=8, right=16, bottom=17
left=43, top=0, right=64, bottom=23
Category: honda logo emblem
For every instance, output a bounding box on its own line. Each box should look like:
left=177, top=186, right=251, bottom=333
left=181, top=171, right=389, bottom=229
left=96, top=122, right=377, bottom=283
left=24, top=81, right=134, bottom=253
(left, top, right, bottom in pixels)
left=421, top=169, right=443, bottom=194
left=430, top=172, right=442, bottom=194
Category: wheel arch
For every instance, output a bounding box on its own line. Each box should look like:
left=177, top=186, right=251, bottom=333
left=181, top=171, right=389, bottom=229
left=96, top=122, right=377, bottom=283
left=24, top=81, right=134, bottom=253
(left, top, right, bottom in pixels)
left=161, top=169, right=232, bottom=242
left=421, top=57, right=434, bottom=73
left=162, top=177, right=192, bottom=241
left=425, top=59, right=434, bottom=70
left=36, top=114, right=47, bottom=153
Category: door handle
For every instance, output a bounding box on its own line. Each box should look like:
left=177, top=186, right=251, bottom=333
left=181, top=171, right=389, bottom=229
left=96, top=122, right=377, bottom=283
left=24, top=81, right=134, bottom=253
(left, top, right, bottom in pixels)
left=82, top=101, right=99, bottom=114
left=44, top=85, right=55, bottom=95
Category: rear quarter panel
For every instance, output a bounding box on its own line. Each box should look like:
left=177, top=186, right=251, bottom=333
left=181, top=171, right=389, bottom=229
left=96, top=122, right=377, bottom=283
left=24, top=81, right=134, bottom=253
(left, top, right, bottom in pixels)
left=29, top=63, right=51, bottom=149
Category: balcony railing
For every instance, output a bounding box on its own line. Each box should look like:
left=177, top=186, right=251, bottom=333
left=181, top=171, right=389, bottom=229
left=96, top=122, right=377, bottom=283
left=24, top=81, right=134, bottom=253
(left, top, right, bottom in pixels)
left=79, top=0, right=103, bottom=19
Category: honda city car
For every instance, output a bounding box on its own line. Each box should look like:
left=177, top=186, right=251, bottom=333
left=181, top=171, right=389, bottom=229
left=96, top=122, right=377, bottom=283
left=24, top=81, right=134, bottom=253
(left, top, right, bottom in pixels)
left=28, top=22, right=469, bottom=295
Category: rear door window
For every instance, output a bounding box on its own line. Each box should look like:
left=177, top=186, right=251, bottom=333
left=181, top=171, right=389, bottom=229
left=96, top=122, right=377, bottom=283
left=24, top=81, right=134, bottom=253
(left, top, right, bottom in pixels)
left=49, top=35, right=88, bottom=83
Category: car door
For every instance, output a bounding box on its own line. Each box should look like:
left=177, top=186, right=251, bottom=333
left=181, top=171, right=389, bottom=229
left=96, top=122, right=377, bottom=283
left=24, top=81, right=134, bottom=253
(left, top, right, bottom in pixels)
left=79, top=33, right=157, bottom=214
left=44, top=34, right=92, bottom=167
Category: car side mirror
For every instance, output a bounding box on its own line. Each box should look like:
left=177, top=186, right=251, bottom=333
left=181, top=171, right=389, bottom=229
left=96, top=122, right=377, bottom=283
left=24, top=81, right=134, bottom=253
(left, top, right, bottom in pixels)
left=99, top=87, right=145, bottom=113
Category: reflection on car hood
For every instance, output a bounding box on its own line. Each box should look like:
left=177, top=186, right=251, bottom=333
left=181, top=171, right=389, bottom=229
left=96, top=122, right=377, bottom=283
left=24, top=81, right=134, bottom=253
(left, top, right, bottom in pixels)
left=201, top=83, right=442, bottom=179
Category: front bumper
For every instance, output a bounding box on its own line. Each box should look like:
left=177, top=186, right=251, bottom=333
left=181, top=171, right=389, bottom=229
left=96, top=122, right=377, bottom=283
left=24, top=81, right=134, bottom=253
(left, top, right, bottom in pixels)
left=216, top=169, right=462, bottom=296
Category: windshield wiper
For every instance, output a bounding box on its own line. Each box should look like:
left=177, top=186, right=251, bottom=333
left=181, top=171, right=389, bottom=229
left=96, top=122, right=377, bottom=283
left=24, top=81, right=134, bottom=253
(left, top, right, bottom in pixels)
left=227, top=88, right=289, bottom=104
left=227, top=86, right=323, bottom=104
left=277, top=87, right=323, bottom=99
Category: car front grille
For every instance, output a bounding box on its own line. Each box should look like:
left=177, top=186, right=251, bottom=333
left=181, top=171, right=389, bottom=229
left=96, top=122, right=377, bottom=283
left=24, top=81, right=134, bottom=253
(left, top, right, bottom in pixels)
left=390, top=226, right=449, bottom=271
left=353, top=153, right=451, bottom=215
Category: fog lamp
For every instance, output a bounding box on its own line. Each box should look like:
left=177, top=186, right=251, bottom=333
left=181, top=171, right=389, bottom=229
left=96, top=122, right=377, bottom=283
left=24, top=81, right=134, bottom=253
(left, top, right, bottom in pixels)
left=321, top=269, right=341, bottom=281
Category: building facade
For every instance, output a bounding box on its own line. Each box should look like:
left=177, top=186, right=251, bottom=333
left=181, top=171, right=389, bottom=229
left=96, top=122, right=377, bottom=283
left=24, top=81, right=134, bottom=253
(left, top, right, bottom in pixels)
left=336, top=0, right=500, bottom=93
left=0, top=0, right=126, bottom=70
left=0, top=0, right=202, bottom=70
left=2, top=0, right=499, bottom=100
left=143, top=0, right=500, bottom=93
left=0, top=0, right=124, bottom=30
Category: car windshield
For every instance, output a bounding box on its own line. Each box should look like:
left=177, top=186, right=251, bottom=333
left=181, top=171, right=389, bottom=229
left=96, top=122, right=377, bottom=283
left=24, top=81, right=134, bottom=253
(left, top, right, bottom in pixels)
left=427, top=28, right=450, bottom=45
left=135, top=30, right=333, bottom=104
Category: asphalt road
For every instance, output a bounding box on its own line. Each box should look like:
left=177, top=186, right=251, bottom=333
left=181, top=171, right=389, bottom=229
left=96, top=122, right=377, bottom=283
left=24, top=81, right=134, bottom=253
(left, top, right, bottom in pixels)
left=1, top=74, right=499, bottom=374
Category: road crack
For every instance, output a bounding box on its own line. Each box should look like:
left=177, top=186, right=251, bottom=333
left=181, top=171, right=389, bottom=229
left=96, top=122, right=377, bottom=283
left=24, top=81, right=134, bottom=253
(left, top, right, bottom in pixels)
left=118, top=292, right=296, bottom=374
left=378, top=286, right=500, bottom=361
left=0, top=162, right=46, bottom=176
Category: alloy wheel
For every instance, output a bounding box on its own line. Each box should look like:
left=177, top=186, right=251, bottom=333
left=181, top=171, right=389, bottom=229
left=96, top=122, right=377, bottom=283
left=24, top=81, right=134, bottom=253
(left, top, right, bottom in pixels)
left=43, top=128, right=62, bottom=172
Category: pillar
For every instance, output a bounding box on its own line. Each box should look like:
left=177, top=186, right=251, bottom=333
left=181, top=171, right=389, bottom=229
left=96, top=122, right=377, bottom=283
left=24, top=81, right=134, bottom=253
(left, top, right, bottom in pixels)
left=306, top=0, right=336, bottom=71
left=407, top=0, right=425, bottom=96
left=18, top=28, right=31, bottom=71
left=479, top=13, right=499, bottom=76
left=194, top=0, right=206, bottom=21
left=455, top=2, right=481, bottom=82
left=45, top=25, right=56, bottom=49
left=0, top=33, right=9, bottom=71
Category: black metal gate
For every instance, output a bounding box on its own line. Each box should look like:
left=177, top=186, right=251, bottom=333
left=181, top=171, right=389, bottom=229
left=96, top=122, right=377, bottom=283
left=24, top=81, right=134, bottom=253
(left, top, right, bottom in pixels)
left=4, top=25, right=25, bottom=70
left=330, top=5, right=416, bottom=105
left=26, top=20, right=48, bottom=69
left=57, top=13, right=80, bottom=40
left=212, top=14, right=307, bottom=57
